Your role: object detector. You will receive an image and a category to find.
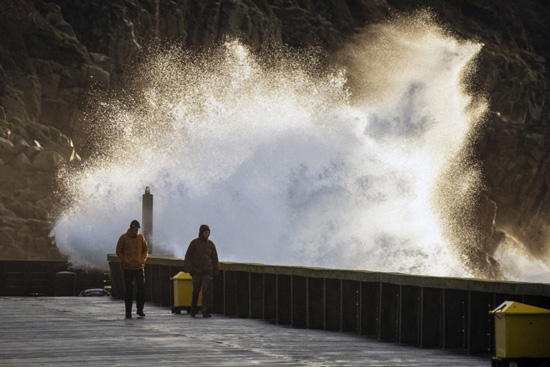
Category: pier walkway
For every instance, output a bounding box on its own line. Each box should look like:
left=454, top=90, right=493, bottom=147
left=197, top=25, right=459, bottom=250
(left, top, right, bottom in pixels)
left=0, top=296, right=490, bottom=366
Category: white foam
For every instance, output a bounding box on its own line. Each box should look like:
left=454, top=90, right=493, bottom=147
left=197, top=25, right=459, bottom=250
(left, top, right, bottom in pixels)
left=53, top=14, right=532, bottom=280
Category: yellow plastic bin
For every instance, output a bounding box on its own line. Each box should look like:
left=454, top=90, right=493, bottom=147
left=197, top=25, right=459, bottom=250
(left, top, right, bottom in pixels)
left=171, top=272, right=201, bottom=314
left=490, top=301, right=550, bottom=358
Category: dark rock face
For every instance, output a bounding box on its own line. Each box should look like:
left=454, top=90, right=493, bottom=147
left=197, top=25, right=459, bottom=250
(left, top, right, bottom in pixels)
left=462, top=1, right=550, bottom=264
left=0, top=0, right=549, bottom=278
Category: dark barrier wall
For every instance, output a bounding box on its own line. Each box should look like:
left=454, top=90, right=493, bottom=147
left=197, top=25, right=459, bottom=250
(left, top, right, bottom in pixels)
left=107, top=254, right=550, bottom=355
left=0, top=260, right=68, bottom=296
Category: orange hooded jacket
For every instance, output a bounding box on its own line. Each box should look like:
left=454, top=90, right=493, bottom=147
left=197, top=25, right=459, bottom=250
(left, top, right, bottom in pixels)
left=116, top=230, right=149, bottom=270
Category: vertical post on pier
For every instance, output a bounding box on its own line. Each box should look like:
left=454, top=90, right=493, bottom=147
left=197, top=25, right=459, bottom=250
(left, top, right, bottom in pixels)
left=142, top=186, right=153, bottom=253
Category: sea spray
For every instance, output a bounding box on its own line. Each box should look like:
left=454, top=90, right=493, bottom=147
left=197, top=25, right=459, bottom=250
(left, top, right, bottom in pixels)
left=53, top=14, right=490, bottom=278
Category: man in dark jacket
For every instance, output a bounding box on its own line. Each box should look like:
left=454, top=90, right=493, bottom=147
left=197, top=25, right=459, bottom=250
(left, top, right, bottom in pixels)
left=183, top=224, right=219, bottom=317
left=116, top=219, right=149, bottom=319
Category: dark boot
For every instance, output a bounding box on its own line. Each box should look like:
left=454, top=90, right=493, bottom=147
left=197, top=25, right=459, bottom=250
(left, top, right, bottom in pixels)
left=125, top=304, right=132, bottom=319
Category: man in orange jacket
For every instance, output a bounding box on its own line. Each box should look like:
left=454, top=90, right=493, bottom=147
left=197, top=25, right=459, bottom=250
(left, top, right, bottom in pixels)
left=116, top=219, right=149, bottom=319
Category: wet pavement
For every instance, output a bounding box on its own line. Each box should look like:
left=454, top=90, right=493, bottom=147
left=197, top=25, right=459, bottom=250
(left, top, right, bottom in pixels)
left=0, top=297, right=491, bottom=366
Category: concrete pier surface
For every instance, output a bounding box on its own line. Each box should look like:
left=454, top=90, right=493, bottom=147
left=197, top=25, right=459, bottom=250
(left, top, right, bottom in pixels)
left=0, top=297, right=490, bottom=366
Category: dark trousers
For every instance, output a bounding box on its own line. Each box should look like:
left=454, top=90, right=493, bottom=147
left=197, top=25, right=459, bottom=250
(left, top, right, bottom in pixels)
left=192, top=272, right=213, bottom=314
left=123, top=268, right=145, bottom=315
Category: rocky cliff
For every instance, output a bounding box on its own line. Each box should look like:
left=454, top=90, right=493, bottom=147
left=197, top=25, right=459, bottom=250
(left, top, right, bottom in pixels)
left=0, top=0, right=549, bottom=278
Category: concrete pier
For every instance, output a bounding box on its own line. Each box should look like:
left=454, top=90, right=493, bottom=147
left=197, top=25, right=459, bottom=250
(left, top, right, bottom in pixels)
left=0, top=296, right=491, bottom=366
left=108, top=255, right=550, bottom=356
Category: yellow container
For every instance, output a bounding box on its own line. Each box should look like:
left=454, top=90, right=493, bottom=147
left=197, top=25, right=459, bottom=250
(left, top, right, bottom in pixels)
left=171, top=272, right=201, bottom=308
left=490, top=301, right=550, bottom=358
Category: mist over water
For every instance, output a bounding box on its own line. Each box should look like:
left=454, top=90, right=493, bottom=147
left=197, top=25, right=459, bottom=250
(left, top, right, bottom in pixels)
left=54, top=14, right=500, bottom=278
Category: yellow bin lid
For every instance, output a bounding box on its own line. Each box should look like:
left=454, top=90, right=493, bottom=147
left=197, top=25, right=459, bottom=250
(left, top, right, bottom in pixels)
left=170, top=271, right=192, bottom=280
left=490, top=301, right=550, bottom=315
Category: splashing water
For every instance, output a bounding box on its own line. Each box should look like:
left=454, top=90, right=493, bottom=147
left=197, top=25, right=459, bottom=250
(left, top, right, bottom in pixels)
left=53, top=14, right=488, bottom=277
left=493, top=237, right=550, bottom=283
